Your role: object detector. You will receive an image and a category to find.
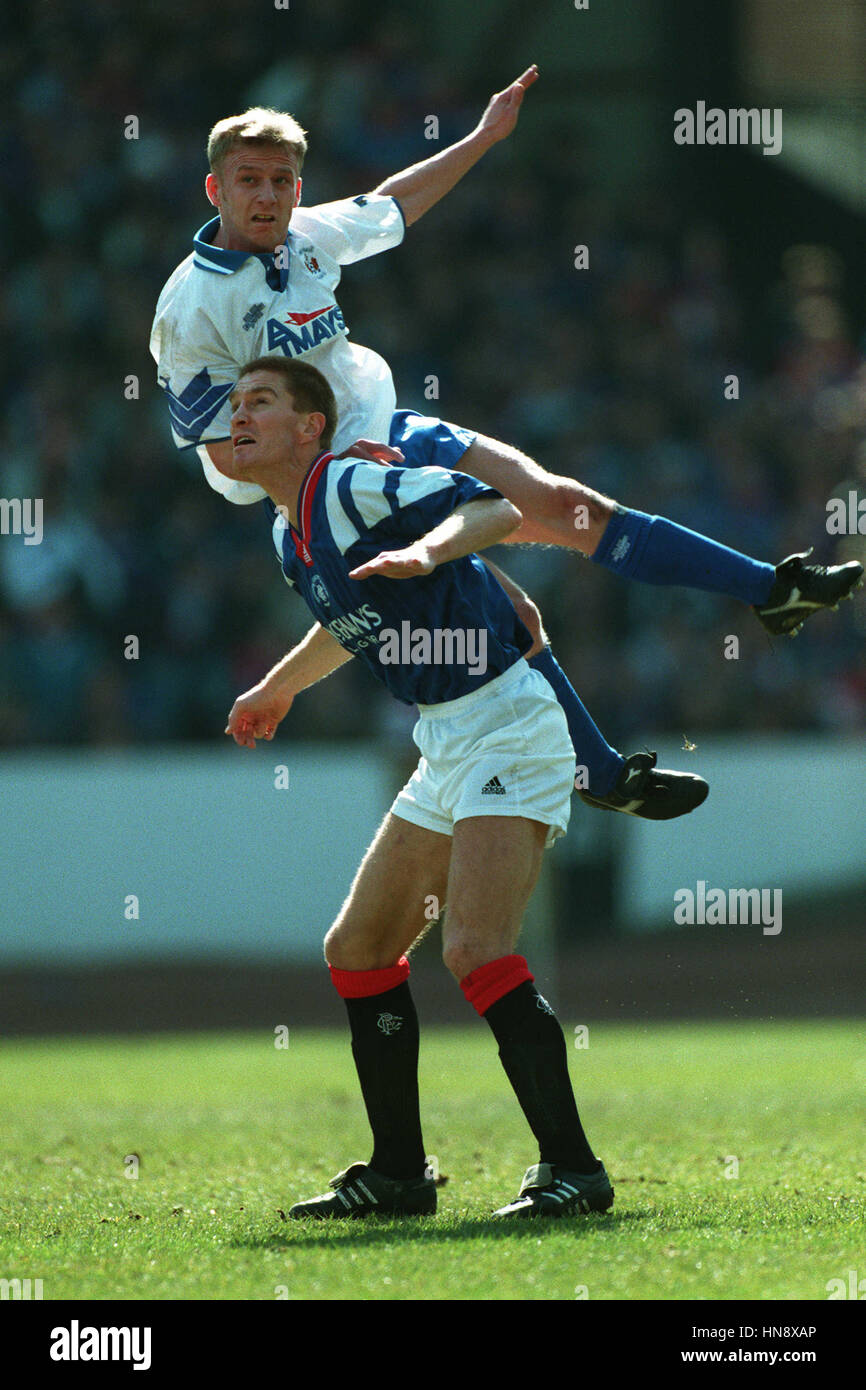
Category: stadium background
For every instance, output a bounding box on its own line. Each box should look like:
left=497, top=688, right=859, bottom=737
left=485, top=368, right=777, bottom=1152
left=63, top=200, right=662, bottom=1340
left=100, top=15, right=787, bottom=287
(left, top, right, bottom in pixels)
left=1, top=0, right=864, bottom=1031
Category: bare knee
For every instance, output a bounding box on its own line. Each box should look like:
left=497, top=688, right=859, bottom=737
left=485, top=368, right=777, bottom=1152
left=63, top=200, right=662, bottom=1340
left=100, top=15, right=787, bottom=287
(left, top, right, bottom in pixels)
left=324, top=920, right=398, bottom=972
left=323, top=921, right=351, bottom=969
left=442, top=927, right=509, bottom=983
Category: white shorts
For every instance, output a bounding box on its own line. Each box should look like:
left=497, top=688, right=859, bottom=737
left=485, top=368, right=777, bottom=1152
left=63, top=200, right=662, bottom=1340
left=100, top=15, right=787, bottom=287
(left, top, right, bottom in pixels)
left=391, top=658, right=574, bottom=848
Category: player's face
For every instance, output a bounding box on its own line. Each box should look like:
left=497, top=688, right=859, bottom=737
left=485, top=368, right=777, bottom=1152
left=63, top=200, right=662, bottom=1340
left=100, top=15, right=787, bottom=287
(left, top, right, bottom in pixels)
left=228, top=371, right=320, bottom=479
left=206, top=147, right=301, bottom=253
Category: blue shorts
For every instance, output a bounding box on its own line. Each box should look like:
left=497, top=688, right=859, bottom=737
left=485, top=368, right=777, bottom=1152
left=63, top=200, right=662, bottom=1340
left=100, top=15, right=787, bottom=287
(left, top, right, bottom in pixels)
left=388, top=410, right=476, bottom=471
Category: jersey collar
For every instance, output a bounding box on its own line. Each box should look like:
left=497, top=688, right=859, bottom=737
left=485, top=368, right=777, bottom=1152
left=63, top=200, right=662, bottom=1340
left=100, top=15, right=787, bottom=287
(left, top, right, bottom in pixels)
left=282, top=450, right=333, bottom=567
left=297, top=450, right=334, bottom=544
left=193, top=215, right=291, bottom=288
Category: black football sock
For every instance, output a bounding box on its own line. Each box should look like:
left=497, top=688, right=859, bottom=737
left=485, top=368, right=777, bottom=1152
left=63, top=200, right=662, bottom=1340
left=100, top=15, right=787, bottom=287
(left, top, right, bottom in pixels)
left=339, top=978, right=427, bottom=1181
left=462, top=956, right=600, bottom=1172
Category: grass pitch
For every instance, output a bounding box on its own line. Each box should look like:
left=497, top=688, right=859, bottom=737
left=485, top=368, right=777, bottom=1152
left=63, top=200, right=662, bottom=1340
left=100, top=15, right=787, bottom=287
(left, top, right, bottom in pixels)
left=0, top=1022, right=863, bottom=1301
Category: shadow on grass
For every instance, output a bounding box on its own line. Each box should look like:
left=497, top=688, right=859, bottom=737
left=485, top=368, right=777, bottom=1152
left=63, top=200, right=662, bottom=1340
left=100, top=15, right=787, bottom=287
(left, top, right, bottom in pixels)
left=230, top=1208, right=648, bottom=1250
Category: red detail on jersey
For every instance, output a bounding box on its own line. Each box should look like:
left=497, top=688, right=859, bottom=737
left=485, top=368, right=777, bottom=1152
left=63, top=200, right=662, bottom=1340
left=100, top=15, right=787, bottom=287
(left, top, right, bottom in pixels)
left=460, top=954, right=534, bottom=1016
left=284, top=305, right=336, bottom=326
left=329, top=956, right=410, bottom=999
left=290, top=450, right=333, bottom=567
left=291, top=531, right=313, bottom=566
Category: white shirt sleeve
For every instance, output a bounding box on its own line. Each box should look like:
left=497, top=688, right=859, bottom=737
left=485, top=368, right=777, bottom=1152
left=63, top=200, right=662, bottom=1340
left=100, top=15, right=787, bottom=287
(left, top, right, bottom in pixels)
left=150, top=308, right=237, bottom=450
left=151, top=299, right=265, bottom=504
left=291, top=194, right=405, bottom=266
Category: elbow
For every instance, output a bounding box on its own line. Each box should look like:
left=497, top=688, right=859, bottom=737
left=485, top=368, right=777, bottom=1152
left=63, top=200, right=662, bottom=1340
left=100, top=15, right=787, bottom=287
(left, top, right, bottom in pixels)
left=376, top=186, right=416, bottom=227
left=502, top=500, right=523, bottom=537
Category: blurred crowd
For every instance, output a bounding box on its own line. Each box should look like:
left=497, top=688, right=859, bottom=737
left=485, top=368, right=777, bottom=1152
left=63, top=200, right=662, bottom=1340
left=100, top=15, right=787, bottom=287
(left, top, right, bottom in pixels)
left=2, top=0, right=865, bottom=753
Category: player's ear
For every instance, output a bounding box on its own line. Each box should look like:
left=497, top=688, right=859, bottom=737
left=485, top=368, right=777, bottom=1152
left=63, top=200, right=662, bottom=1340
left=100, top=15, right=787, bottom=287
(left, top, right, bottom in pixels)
left=205, top=172, right=220, bottom=208
left=304, top=411, right=326, bottom=442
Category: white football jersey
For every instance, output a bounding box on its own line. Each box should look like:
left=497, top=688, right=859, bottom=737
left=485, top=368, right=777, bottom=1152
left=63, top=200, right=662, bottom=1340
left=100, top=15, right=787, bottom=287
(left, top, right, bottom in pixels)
left=150, top=194, right=405, bottom=503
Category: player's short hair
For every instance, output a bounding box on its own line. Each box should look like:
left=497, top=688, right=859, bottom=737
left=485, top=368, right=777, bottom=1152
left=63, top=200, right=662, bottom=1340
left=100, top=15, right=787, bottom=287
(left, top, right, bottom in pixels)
left=207, top=108, right=308, bottom=176
left=238, top=356, right=338, bottom=449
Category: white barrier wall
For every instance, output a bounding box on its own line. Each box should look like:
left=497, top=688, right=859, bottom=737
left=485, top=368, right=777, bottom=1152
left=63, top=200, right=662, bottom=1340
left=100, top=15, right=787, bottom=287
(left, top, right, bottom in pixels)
left=1, top=737, right=864, bottom=963
left=0, top=746, right=396, bottom=964
left=614, top=735, right=866, bottom=930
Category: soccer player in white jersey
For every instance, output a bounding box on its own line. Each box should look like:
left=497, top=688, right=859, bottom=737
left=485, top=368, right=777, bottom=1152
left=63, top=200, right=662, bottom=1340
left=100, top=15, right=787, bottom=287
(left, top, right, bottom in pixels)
left=223, top=355, right=616, bottom=1219
left=151, top=72, right=862, bottom=815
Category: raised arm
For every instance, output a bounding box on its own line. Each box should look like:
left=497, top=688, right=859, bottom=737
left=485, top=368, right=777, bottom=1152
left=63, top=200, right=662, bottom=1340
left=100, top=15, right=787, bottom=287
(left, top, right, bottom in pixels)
left=375, top=66, right=538, bottom=227
left=348, top=496, right=522, bottom=580
left=225, top=622, right=352, bottom=748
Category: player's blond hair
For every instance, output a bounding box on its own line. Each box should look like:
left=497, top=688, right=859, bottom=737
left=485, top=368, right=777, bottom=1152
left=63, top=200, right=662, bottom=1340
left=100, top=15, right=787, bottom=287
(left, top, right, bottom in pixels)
left=207, top=108, right=308, bottom=175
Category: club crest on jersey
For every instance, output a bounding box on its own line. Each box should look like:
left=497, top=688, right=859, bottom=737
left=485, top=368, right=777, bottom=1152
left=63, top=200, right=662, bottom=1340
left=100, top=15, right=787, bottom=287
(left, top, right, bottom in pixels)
left=302, top=250, right=323, bottom=276
left=311, top=574, right=331, bottom=608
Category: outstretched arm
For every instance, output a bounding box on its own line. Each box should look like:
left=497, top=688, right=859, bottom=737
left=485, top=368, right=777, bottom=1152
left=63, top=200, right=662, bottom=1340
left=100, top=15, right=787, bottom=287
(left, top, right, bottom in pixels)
left=225, top=622, right=352, bottom=748
left=349, top=496, right=522, bottom=580
left=375, top=65, right=538, bottom=227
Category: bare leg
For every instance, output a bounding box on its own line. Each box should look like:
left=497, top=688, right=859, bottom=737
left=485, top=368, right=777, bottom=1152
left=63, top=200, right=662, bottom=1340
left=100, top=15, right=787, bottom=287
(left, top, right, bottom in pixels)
left=440, top=815, right=548, bottom=981
left=441, top=814, right=605, bottom=1190
left=324, top=811, right=451, bottom=970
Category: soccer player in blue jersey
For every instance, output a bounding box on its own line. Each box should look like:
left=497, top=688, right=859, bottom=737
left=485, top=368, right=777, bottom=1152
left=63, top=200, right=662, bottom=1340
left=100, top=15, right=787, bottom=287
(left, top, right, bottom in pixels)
left=154, top=73, right=862, bottom=819
left=223, top=354, right=630, bottom=1218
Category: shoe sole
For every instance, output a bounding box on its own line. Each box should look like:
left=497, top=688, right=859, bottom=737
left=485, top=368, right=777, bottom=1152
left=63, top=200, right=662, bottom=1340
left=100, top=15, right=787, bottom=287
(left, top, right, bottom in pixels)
left=578, top=782, right=708, bottom=819
left=289, top=1192, right=436, bottom=1220
left=289, top=1206, right=434, bottom=1220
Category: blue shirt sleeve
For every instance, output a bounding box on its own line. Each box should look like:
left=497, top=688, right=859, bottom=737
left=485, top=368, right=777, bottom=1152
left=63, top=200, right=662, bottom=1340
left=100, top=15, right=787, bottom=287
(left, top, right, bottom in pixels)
left=341, top=462, right=502, bottom=547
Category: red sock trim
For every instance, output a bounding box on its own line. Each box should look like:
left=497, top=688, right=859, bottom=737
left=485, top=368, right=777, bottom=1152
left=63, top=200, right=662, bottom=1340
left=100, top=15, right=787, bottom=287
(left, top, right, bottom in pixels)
left=329, top=956, right=410, bottom=1000
left=460, top=954, right=534, bottom=1016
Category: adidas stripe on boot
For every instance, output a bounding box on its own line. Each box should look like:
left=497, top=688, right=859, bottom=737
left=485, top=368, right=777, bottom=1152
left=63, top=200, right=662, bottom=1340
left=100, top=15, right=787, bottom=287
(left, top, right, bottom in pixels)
left=288, top=1162, right=436, bottom=1220
left=493, top=1161, right=615, bottom=1218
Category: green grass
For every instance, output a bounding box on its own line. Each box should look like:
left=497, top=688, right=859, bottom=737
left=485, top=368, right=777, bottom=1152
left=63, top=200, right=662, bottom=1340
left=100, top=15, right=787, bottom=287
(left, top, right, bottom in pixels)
left=0, top=1022, right=863, bottom=1301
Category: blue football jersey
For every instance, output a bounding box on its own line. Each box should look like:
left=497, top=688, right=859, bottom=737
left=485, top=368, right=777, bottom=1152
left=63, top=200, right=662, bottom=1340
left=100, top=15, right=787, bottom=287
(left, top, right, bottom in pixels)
left=264, top=453, right=532, bottom=705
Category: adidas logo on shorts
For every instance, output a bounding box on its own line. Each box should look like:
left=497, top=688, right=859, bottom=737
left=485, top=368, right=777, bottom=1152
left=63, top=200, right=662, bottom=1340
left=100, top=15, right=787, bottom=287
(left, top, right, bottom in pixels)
left=481, top=776, right=507, bottom=795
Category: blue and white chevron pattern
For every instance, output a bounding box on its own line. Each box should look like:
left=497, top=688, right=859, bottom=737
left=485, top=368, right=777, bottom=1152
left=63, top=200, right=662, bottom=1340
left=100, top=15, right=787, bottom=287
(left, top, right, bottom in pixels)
left=164, top=368, right=234, bottom=444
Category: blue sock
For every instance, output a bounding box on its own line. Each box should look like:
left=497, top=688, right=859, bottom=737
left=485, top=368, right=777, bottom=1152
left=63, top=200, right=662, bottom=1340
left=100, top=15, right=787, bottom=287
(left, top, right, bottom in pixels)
left=529, top=647, right=624, bottom=796
left=591, top=510, right=776, bottom=605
